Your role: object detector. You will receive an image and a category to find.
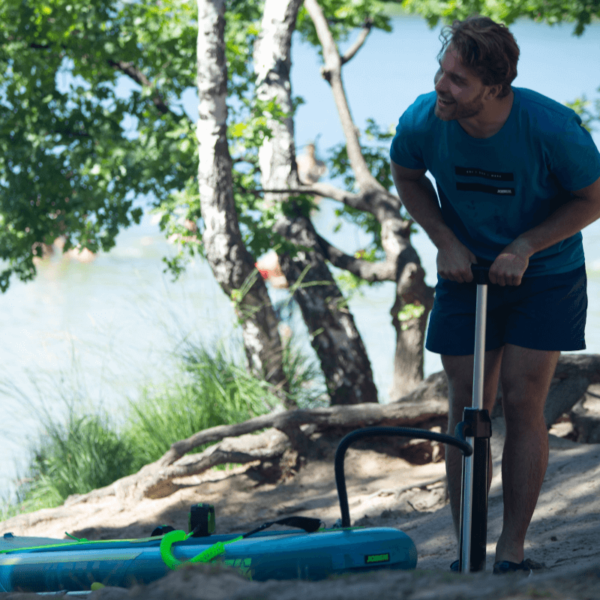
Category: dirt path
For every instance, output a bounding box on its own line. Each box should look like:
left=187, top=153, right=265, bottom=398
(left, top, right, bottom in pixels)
left=2, top=421, right=600, bottom=598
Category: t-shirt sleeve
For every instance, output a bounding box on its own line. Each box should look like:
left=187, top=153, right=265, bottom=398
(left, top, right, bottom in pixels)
left=548, top=112, right=600, bottom=192
left=389, top=101, right=427, bottom=170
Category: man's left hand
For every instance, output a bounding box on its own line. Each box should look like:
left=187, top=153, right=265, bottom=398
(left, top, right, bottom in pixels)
left=489, top=242, right=531, bottom=286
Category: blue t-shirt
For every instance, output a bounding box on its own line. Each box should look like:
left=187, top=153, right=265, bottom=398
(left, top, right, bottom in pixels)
left=390, top=87, right=600, bottom=276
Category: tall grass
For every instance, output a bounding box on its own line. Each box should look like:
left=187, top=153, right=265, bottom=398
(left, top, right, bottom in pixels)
left=2, top=412, right=137, bottom=519
left=1, top=337, right=326, bottom=521
left=122, top=344, right=282, bottom=469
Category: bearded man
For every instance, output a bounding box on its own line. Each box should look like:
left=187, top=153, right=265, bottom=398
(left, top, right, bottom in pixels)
left=390, top=14, right=600, bottom=575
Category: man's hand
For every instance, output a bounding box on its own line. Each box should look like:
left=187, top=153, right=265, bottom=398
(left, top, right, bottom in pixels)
left=437, top=236, right=478, bottom=283
left=489, top=240, right=532, bottom=286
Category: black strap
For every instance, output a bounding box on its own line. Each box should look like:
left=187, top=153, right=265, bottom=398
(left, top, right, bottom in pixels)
left=243, top=516, right=322, bottom=539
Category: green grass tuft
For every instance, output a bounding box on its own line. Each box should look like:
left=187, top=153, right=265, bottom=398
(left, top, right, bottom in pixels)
left=122, top=343, right=280, bottom=470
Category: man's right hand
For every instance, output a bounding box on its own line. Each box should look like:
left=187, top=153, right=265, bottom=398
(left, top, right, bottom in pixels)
left=436, top=238, right=478, bottom=283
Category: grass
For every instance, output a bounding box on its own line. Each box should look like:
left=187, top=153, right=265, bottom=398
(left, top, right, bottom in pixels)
left=0, top=336, right=326, bottom=522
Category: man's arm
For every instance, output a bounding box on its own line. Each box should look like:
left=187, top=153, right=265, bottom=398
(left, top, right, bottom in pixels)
left=391, top=161, right=479, bottom=282
left=509, top=175, right=600, bottom=258
left=491, top=175, right=600, bottom=286
left=390, top=161, right=456, bottom=249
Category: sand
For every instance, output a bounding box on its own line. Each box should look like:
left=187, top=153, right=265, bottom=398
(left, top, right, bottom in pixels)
left=2, top=416, right=600, bottom=598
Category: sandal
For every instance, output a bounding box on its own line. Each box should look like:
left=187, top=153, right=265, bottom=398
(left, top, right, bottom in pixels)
left=493, top=560, right=533, bottom=576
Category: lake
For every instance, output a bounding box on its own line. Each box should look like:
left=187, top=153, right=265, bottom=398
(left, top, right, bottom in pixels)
left=1, top=13, right=599, bottom=498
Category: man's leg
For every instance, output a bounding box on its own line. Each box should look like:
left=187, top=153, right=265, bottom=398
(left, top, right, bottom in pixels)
left=495, top=343, right=560, bottom=564
left=443, top=346, right=505, bottom=538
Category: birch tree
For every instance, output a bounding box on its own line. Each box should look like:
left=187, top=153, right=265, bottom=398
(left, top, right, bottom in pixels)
left=196, top=0, right=289, bottom=402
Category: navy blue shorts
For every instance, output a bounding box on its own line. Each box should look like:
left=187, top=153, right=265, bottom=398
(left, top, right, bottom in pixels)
left=425, top=263, right=587, bottom=356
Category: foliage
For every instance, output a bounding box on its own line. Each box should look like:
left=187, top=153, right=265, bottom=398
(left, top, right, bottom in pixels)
left=0, top=0, right=267, bottom=290
left=332, top=248, right=380, bottom=297
left=401, top=0, right=599, bottom=36
left=122, top=343, right=279, bottom=470
left=297, top=0, right=393, bottom=49
left=564, top=96, right=600, bottom=133
left=397, top=302, right=426, bottom=331
left=0, top=0, right=198, bottom=290
left=0, top=0, right=404, bottom=292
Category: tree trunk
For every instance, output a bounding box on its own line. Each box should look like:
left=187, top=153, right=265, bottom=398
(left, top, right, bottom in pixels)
left=196, top=0, right=290, bottom=404
left=254, top=0, right=378, bottom=405
left=390, top=228, right=436, bottom=400
left=303, top=0, right=436, bottom=399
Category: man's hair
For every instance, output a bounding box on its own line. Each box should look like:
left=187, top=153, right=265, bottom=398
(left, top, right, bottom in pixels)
left=437, top=15, right=520, bottom=99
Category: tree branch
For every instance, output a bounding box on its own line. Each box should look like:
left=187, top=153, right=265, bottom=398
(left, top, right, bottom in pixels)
left=27, top=39, right=184, bottom=122
left=106, top=59, right=178, bottom=118
left=314, top=232, right=396, bottom=281
left=158, top=398, right=449, bottom=467
left=243, top=182, right=376, bottom=213
left=340, top=19, right=373, bottom=65
left=303, top=0, right=383, bottom=195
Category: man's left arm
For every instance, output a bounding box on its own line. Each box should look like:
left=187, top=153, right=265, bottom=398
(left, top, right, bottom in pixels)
left=490, top=174, right=600, bottom=286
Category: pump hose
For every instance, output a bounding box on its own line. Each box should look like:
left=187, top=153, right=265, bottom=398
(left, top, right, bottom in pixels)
left=335, top=426, right=473, bottom=528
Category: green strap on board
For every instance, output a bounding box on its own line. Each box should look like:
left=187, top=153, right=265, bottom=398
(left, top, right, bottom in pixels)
left=0, top=533, right=164, bottom=555
left=159, top=530, right=243, bottom=571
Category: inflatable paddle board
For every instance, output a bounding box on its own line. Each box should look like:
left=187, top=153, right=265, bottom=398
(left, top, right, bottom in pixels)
left=0, top=525, right=417, bottom=592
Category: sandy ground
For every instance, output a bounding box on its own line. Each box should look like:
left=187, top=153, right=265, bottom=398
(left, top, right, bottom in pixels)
left=2, top=417, right=600, bottom=598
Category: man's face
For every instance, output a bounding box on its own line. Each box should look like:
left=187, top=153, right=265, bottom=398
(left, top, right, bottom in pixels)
left=434, top=46, right=491, bottom=121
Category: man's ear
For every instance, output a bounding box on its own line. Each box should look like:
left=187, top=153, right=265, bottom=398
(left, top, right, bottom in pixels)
left=487, top=83, right=503, bottom=101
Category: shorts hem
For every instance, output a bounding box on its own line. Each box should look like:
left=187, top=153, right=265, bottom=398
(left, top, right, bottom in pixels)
left=502, top=339, right=586, bottom=352
left=425, top=341, right=586, bottom=355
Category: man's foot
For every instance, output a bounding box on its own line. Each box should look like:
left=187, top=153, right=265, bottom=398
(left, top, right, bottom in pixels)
left=493, top=560, right=532, bottom=576
left=450, top=560, right=459, bottom=572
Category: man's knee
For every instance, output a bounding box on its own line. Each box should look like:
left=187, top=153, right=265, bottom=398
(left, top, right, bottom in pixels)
left=500, top=345, right=560, bottom=424
left=501, top=389, right=546, bottom=426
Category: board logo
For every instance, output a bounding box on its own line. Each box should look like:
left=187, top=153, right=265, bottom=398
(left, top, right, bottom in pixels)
left=365, top=553, right=390, bottom=564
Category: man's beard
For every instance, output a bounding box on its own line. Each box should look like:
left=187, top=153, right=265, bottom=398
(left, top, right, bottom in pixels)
left=437, top=88, right=485, bottom=121
left=455, top=89, right=485, bottom=119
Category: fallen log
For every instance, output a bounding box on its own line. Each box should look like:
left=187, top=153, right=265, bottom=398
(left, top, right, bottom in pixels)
left=543, top=353, right=600, bottom=427
left=65, top=355, right=600, bottom=504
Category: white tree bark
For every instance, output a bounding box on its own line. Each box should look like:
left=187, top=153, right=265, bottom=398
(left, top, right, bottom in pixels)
left=196, top=0, right=289, bottom=400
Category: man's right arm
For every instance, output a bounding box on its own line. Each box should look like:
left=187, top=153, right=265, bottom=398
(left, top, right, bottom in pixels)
left=390, top=161, right=455, bottom=250
left=391, top=160, right=477, bottom=282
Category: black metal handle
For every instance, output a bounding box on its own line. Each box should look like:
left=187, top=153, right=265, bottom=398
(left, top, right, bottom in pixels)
left=470, top=264, right=490, bottom=285
left=242, top=516, right=322, bottom=539
left=335, top=427, right=473, bottom=528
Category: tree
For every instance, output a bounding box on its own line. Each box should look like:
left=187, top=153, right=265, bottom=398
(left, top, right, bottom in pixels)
left=0, top=0, right=426, bottom=404
left=0, top=0, right=293, bottom=399
left=253, top=0, right=379, bottom=405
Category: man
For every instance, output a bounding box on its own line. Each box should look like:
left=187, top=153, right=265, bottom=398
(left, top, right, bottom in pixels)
left=390, top=15, right=600, bottom=574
